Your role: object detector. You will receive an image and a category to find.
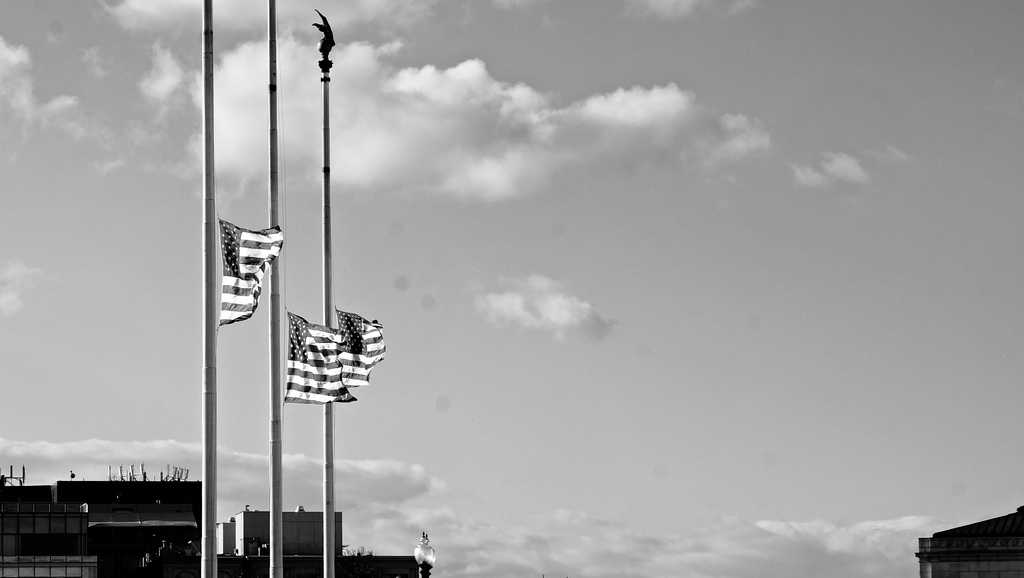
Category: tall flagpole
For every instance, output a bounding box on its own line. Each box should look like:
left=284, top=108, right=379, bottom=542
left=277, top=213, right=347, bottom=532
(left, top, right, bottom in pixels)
left=200, top=0, right=218, bottom=577
left=267, top=0, right=284, bottom=576
left=314, top=10, right=337, bottom=578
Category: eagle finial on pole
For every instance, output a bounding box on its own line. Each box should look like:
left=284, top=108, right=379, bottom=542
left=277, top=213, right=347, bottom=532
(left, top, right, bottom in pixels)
left=313, top=9, right=335, bottom=63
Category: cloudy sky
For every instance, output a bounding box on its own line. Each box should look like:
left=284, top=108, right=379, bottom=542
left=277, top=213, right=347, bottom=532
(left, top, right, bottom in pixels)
left=2, top=0, right=1023, bottom=576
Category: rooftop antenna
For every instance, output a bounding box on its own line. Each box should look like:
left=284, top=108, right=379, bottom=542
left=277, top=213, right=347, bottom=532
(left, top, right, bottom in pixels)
left=2, top=466, right=26, bottom=486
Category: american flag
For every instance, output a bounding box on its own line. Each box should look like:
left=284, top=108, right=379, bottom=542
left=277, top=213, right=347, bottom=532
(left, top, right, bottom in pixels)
left=219, top=219, right=284, bottom=326
left=285, top=311, right=357, bottom=404
left=335, top=309, right=386, bottom=388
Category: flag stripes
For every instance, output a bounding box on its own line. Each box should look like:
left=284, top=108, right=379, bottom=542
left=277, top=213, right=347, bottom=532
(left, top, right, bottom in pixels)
left=219, top=219, right=283, bottom=326
left=335, top=310, right=386, bottom=388
left=285, top=311, right=357, bottom=404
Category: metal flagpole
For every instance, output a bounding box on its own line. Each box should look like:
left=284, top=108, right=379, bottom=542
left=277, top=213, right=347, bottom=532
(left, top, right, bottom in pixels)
left=267, top=0, right=284, bottom=576
left=200, top=0, right=218, bottom=576
left=314, top=10, right=337, bottom=578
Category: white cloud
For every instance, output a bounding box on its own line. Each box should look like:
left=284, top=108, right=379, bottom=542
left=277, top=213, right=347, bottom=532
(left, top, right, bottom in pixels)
left=106, top=0, right=438, bottom=33
left=474, top=275, right=615, bottom=341
left=726, top=0, right=758, bottom=15
left=792, top=152, right=871, bottom=188
left=791, top=163, right=831, bottom=188
left=821, top=152, right=870, bottom=184
left=139, top=44, right=188, bottom=125
left=0, top=37, right=32, bottom=116
left=703, top=112, right=772, bottom=167
left=0, top=35, right=86, bottom=138
left=106, top=0, right=754, bottom=33
left=0, top=436, right=948, bottom=577
left=386, top=510, right=940, bottom=578
left=82, top=47, right=107, bottom=78
left=496, top=0, right=757, bottom=18
left=0, top=438, right=440, bottom=520
left=0, top=261, right=41, bottom=317
left=757, top=517, right=937, bottom=560
left=491, top=0, right=547, bottom=7
left=629, top=0, right=714, bottom=18
left=139, top=44, right=185, bottom=105
left=94, top=157, right=126, bottom=175
left=627, top=0, right=757, bottom=19
left=205, top=38, right=754, bottom=200
left=571, top=84, right=695, bottom=127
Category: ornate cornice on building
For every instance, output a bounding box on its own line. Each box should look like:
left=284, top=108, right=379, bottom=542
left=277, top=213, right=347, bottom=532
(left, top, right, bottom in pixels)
left=921, top=537, right=1024, bottom=551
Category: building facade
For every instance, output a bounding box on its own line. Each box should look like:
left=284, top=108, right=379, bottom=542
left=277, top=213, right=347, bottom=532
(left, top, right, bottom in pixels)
left=217, top=509, right=344, bottom=556
left=204, top=508, right=418, bottom=578
left=0, top=502, right=95, bottom=578
left=918, top=506, right=1024, bottom=578
left=1, top=476, right=418, bottom=578
left=0, top=477, right=201, bottom=578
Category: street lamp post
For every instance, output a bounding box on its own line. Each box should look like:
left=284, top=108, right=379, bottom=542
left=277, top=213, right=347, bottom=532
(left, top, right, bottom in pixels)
left=414, top=532, right=436, bottom=578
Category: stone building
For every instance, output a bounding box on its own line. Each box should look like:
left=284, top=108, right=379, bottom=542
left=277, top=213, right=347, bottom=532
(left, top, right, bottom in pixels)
left=917, top=506, right=1024, bottom=578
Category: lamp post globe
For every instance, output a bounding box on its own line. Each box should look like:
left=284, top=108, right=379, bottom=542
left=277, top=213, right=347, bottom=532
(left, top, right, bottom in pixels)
left=414, top=532, right=435, bottom=578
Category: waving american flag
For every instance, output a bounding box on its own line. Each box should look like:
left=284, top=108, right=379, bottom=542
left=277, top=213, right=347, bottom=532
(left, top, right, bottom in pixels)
left=219, top=219, right=283, bottom=326
left=335, top=309, right=386, bottom=388
left=285, top=311, right=357, bottom=404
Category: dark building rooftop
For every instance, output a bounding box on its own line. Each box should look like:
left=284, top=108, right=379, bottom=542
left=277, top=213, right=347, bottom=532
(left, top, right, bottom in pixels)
left=0, top=483, right=51, bottom=502
left=933, top=506, right=1024, bottom=537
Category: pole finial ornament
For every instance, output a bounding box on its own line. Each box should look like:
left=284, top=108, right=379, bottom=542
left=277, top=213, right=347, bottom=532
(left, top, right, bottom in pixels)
left=313, top=10, right=335, bottom=62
